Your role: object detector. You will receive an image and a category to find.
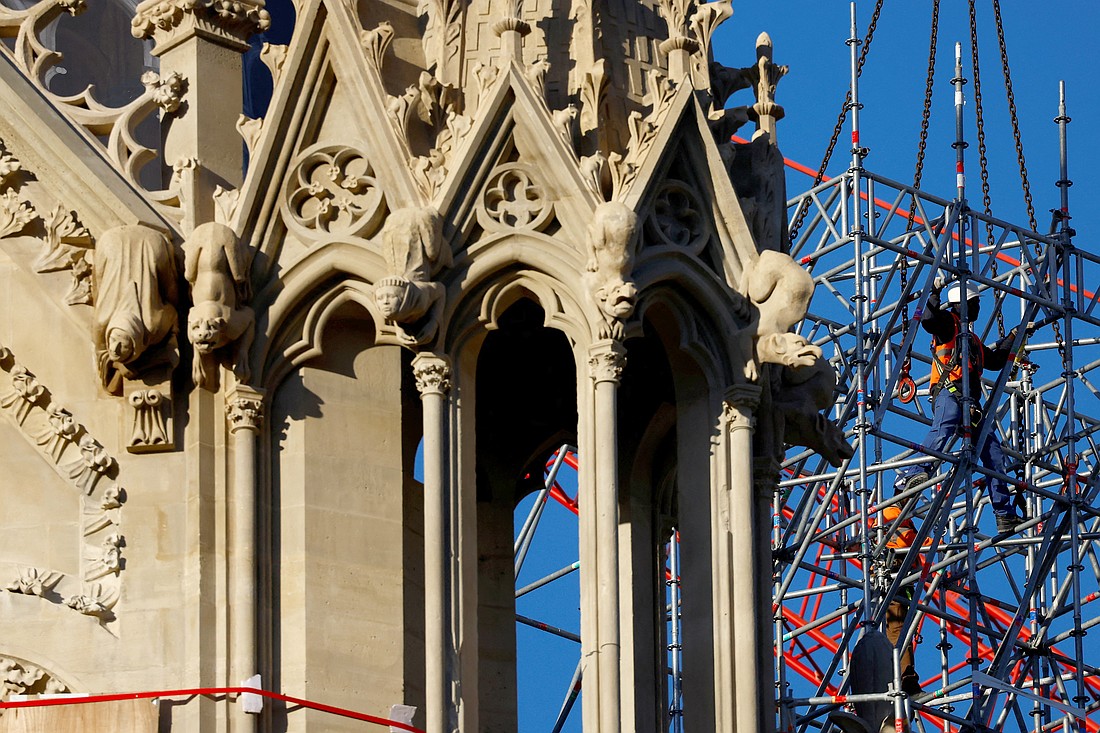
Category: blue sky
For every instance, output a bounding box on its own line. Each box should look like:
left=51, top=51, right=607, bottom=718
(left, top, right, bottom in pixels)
left=516, top=2, right=1100, bottom=730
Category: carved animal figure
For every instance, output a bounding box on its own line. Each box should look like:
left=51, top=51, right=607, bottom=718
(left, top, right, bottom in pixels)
left=772, top=356, right=854, bottom=468
left=183, top=222, right=254, bottom=391
left=92, top=225, right=179, bottom=394
left=374, top=206, right=448, bottom=345
left=584, top=201, right=638, bottom=340
left=741, top=249, right=819, bottom=378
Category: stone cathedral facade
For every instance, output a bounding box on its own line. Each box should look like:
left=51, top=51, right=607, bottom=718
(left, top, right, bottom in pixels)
left=0, top=0, right=850, bottom=729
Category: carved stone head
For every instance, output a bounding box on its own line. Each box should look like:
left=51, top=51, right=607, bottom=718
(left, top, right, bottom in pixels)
left=187, top=301, right=232, bottom=354
left=595, top=280, right=638, bottom=320
left=106, top=326, right=137, bottom=364
left=373, top=275, right=428, bottom=323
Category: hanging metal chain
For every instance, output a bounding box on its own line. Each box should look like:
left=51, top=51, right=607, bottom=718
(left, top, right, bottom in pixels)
left=896, top=0, right=939, bottom=405
left=969, top=0, right=1004, bottom=338
left=991, top=0, right=1036, bottom=232
left=788, top=0, right=884, bottom=245
left=992, top=0, right=1065, bottom=360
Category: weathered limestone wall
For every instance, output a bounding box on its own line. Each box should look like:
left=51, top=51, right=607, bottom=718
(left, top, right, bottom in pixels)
left=270, top=330, right=423, bottom=730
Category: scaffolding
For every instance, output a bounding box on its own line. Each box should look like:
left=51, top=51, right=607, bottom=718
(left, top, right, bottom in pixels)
left=774, top=9, right=1100, bottom=733
left=511, top=6, right=1100, bottom=731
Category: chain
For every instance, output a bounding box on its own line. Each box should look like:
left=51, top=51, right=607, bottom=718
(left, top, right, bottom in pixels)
left=969, top=0, right=1004, bottom=338
left=900, top=0, right=939, bottom=370
left=788, top=0, right=884, bottom=245
left=991, top=0, right=1036, bottom=233
left=992, top=0, right=1065, bottom=360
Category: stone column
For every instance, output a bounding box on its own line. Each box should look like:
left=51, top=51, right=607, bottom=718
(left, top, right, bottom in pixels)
left=225, top=386, right=264, bottom=718
left=587, top=339, right=626, bottom=732
left=413, top=354, right=452, bottom=733
left=131, top=0, right=270, bottom=225
left=723, top=384, right=762, bottom=733
left=753, top=456, right=781, bottom=726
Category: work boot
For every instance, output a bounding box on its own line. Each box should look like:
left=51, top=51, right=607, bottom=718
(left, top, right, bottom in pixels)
left=900, top=471, right=929, bottom=494
left=995, top=512, right=1023, bottom=534
left=901, top=667, right=921, bottom=697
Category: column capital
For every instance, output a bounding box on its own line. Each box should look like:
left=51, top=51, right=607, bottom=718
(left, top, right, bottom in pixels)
left=131, top=0, right=271, bottom=54
left=722, top=383, right=761, bottom=432
left=587, top=339, right=627, bottom=385
left=412, top=353, right=452, bottom=397
left=226, top=385, right=265, bottom=434
left=752, top=456, right=781, bottom=501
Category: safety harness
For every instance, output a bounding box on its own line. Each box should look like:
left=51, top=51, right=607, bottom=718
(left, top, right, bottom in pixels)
left=930, top=312, right=983, bottom=398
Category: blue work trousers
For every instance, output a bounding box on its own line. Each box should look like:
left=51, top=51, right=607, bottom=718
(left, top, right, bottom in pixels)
left=897, top=389, right=1015, bottom=515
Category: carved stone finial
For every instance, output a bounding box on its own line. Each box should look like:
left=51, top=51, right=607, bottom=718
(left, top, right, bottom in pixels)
left=183, top=222, right=255, bottom=391
left=131, top=0, right=271, bottom=53
left=587, top=340, right=627, bottom=385
left=492, top=0, right=530, bottom=63
left=584, top=202, right=638, bottom=341
left=412, top=355, right=452, bottom=396
left=227, top=386, right=265, bottom=433
left=743, top=32, right=788, bottom=142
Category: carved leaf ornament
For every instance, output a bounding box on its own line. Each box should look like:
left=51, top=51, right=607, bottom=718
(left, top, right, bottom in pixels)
left=478, top=163, right=553, bottom=232
left=283, top=145, right=386, bottom=238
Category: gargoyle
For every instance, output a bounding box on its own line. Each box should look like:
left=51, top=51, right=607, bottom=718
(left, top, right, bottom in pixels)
left=772, top=356, right=854, bottom=468
left=584, top=201, right=638, bottom=340
left=92, top=225, right=179, bottom=394
left=741, top=249, right=820, bottom=380
left=373, top=206, right=449, bottom=346
left=183, top=222, right=255, bottom=391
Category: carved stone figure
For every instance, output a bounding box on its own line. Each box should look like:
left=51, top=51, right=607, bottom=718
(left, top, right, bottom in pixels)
left=742, top=249, right=820, bottom=378
left=584, top=201, right=638, bottom=340
left=183, top=222, right=255, bottom=391
left=92, top=225, right=180, bottom=394
left=374, top=206, right=449, bottom=345
left=771, top=357, right=854, bottom=468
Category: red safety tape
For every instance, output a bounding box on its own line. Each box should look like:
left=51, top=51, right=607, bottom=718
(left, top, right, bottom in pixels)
left=0, top=686, right=425, bottom=732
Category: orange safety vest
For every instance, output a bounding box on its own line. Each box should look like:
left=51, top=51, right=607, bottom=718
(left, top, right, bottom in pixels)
left=930, top=313, right=984, bottom=389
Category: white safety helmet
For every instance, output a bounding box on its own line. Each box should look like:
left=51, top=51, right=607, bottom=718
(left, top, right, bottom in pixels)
left=945, top=281, right=980, bottom=305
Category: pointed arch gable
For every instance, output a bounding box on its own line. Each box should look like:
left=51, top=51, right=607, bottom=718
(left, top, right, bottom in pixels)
left=435, top=63, right=602, bottom=255
left=440, top=230, right=597, bottom=353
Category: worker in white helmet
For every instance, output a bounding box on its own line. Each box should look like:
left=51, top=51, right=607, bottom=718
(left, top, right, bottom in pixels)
left=894, top=279, right=1026, bottom=534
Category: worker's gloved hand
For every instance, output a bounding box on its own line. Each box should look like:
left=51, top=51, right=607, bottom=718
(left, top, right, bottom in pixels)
left=927, top=282, right=943, bottom=310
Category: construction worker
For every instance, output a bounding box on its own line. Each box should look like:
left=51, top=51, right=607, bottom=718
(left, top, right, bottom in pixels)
left=894, top=280, right=1026, bottom=534
left=880, top=502, right=922, bottom=697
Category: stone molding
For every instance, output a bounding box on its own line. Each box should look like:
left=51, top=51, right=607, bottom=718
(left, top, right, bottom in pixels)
left=587, top=340, right=627, bottom=385
left=412, top=354, right=452, bottom=397
left=0, top=344, right=125, bottom=621
left=131, top=0, right=271, bottom=54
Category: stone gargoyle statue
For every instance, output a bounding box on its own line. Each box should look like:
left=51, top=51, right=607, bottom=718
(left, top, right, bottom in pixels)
left=92, top=225, right=180, bottom=394
left=741, top=249, right=820, bottom=378
left=373, top=206, right=449, bottom=346
left=742, top=249, right=853, bottom=467
left=772, top=356, right=854, bottom=467
left=183, top=222, right=255, bottom=391
left=584, top=201, right=639, bottom=340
